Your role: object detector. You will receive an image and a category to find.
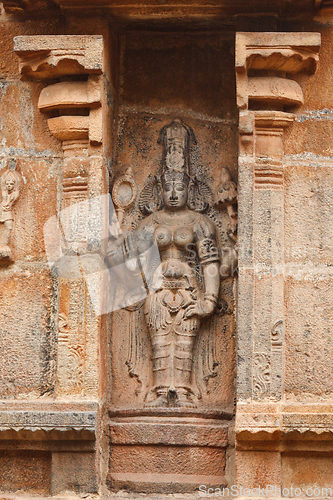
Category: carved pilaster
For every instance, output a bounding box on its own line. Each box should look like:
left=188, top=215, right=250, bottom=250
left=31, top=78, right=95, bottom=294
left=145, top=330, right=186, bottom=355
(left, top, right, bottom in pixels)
left=236, top=32, right=321, bottom=403
left=235, top=32, right=321, bottom=488
left=14, top=36, right=107, bottom=399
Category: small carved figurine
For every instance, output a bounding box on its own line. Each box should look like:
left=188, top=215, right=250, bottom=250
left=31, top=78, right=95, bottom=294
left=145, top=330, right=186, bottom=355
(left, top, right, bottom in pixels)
left=0, top=161, right=22, bottom=263
left=214, top=167, right=237, bottom=237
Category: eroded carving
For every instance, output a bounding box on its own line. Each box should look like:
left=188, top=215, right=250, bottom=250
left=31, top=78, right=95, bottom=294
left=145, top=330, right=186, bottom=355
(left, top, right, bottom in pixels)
left=139, top=120, right=220, bottom=408
left=112, top=167, right=137, bottom=227
left=253, top=353, right=271, bottom=398
left=0, top=160, right=22, bottom=264
left=271, top=320, right=284, bottom=349
left=57, top=313, right=84, bottom=395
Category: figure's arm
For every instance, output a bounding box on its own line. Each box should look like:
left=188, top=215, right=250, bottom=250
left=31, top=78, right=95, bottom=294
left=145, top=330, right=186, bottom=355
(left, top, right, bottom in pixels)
left=105, top=215, right=155, bottom=269
left=184, top=217, right=220, bottom=319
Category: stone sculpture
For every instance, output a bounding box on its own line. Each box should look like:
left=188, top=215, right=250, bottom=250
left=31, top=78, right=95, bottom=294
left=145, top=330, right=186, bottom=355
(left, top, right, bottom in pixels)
left=109, top=118, right=225, bottom=408
left=0, top=161, right=22, bottom=263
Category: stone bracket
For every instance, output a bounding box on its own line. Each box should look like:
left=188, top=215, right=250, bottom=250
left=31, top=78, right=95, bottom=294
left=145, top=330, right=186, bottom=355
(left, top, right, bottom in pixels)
left=14, top=35, right=103, bottom=79
left=236, top=32, right=321, bottom=111
left=14, top=35, right=104, bottom=146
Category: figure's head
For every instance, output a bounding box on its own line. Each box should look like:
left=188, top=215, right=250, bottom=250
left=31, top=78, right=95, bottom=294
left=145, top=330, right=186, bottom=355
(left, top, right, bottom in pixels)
left=5, top=178, right=15, bottom=193
left=161, top=170, right=189, bottom=211
left=0, top=167, right=21, bottom=202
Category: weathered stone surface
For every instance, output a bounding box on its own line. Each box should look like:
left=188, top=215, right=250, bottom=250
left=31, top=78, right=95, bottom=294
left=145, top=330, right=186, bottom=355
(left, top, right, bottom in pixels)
left=282, top=453, right=333, bottom=492
left=0, top=80, right=61, bottom=153
left=14, top=35, right=104, bottom=78
left=236, top=450, right=281, bottom=489
left=0, top=450, right=51, bottom=494
left=51, top=451, right=98, bottom=494
left=121, top=33, right=236, bottom=120
left=285, top=277, right=333, bottom=399
left=2, top=0, right=320, bottom=21
left=0, top=269, right=57, bottom=399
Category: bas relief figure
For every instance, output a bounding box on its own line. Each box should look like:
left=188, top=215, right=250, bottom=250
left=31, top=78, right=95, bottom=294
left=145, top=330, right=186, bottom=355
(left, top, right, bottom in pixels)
left=0, top=161, right=22, bottom=263
left=108, top=118, right=237, bottom=408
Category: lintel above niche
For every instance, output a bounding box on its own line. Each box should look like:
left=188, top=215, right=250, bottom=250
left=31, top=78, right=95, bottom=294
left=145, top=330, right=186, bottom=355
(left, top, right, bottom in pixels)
left=2, top=0, right=322, bottom=21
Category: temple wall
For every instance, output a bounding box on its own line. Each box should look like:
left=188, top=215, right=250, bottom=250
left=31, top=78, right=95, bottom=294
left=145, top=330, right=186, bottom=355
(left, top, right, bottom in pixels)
left=0, top=2, right=332, bottom=496
left=284, top=22, right=333, bottom=402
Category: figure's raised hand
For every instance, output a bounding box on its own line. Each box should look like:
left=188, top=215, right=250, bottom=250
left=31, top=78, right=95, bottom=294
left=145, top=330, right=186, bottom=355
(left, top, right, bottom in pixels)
left=184, top=299, right=215, bottom=319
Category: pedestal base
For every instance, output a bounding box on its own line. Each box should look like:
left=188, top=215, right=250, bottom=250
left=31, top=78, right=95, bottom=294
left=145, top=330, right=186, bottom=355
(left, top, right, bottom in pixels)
left=108, top=408, right=233, bottom=494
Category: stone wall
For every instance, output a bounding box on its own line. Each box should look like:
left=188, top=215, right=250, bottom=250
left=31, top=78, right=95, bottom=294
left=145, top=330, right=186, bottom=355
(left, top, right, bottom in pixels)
left=0, top=1, right=332, bottom=496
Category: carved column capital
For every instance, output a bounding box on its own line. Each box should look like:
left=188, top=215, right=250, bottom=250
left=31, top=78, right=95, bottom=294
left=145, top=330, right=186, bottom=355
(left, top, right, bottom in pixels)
left=236, top=32, right=321, bottom=111
left=236, top=32, right=321, bottom=178
left=14, top=35, right=103, bottom=147
left=14, top=35, right=103, bottom=78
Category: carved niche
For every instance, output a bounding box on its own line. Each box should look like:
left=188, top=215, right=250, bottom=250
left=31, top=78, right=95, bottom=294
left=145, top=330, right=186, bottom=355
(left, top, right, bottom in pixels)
left=108, top=118, right=237, bottom=409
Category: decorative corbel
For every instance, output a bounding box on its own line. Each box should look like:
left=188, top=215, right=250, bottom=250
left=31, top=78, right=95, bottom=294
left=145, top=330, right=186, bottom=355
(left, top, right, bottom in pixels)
left=236, top=32, right=320, bottom=164
left=14, top=36, right=104, bottom=214
left=235, top=32, right=321, bottom=403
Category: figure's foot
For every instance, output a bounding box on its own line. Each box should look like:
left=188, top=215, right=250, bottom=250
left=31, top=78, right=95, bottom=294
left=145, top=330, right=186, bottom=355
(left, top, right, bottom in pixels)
left=144, top=391, right=168, bottom=408
left=176, top=389, right=196, bottom=408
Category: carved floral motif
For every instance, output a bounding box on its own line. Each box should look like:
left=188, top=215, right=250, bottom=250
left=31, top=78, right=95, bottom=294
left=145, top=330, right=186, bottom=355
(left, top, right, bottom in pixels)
left=253, top=352, right=271, bottom=398
left=271, top=320, right=284, bottom=349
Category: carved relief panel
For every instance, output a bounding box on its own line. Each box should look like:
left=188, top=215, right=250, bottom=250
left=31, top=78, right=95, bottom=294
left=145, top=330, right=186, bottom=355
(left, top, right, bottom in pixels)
left=108, top=118, right=236, bottom=408
left=107, top=31, right=238, bottom=413
left=106, top=34, right=239, bottom=487
left=0, top=160, right=22, bottom=264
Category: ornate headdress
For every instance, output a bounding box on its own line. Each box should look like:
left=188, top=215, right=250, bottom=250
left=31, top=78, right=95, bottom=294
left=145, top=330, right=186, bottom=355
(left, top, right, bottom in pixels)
left=161, top=169, right=190, bottom=187
left=0, top=159, right=21, bottom=208
left=139, top=118, right=211, bottom=215
left=158, top=118, right=196, bottom=176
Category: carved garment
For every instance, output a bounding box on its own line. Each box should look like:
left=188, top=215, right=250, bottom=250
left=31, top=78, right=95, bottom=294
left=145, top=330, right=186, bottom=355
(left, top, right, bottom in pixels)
left=137, top=209, right=219, bottom=392
left=0, top=206, right=13, bottom=222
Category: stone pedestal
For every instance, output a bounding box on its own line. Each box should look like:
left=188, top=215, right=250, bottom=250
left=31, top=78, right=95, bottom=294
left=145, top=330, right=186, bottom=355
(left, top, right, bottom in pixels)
left=108, top=408, right=232, bottom=493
